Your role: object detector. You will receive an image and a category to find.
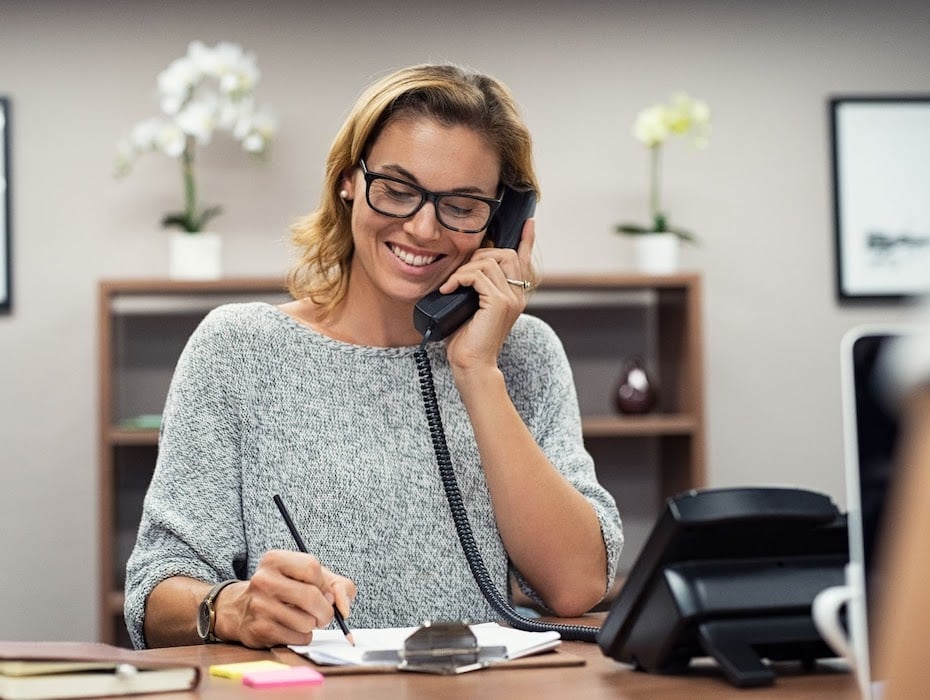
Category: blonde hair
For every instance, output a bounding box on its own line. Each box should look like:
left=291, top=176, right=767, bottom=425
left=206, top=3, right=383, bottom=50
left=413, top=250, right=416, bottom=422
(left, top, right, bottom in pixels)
left=286, top=64, right=539, bottom=314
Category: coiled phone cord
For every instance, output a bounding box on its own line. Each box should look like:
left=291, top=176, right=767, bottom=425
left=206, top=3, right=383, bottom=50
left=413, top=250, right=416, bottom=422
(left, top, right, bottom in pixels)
left=414, top=343, right=599, bottom=643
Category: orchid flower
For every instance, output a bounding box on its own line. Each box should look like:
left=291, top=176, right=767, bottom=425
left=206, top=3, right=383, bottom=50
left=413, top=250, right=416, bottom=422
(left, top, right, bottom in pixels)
left=617, top=93, right=711, bottom=241
left=115, top=41, right=277, bottom=233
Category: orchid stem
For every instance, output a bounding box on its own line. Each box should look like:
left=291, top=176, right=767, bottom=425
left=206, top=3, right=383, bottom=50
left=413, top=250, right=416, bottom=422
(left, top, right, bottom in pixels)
left=649, top=144, right=663, bottom=231
left=181, top=138, right=197, bottom=232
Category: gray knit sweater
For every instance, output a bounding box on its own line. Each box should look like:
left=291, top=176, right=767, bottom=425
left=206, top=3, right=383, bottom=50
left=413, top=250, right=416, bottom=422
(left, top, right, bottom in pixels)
left=124, top=303, right=623, bottom=649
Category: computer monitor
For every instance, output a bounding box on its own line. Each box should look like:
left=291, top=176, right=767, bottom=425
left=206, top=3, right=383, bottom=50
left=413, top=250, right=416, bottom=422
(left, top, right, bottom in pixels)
left=839, top=325, right=912, bottom=698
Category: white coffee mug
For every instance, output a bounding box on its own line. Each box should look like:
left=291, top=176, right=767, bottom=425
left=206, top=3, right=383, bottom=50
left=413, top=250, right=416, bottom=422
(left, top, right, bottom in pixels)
left=813, top=584, right=856, bottom=660
left=812, top=568, right=872, bottom=699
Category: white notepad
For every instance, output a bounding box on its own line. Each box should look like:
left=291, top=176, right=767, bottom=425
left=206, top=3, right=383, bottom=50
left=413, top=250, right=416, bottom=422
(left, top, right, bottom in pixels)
left=289, top=622, right=560, bottom=667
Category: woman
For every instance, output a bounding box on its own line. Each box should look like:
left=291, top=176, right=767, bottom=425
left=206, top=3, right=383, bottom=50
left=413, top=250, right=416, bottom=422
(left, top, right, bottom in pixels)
left=125, top=63, right=623, bottom=650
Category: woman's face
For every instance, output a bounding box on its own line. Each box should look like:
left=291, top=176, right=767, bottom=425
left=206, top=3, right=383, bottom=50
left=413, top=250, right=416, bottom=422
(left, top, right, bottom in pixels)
left=342, top=116, right=501, bottom=308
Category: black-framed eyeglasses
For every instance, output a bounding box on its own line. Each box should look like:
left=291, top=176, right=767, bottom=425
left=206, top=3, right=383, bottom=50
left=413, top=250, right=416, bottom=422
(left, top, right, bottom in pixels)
left=359, top=159, right=503, bottom=234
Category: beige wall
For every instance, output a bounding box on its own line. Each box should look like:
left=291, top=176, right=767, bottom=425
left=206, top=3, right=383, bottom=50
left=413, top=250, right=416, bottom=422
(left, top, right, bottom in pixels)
left=1, top=0, right=927, bottom=641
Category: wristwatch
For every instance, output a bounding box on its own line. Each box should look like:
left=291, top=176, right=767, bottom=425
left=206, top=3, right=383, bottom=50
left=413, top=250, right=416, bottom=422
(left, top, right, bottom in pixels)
left=196, top=579, right=238, bottom=643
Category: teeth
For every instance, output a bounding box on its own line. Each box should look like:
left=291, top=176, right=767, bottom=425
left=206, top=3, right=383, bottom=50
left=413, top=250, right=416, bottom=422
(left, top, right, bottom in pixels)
left=389, top=244, right=438, bottom=267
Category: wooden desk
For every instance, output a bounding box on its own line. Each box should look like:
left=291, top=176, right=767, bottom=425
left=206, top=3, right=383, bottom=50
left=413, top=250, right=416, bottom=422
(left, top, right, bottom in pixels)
left=136, top=631, right=858, bottom=699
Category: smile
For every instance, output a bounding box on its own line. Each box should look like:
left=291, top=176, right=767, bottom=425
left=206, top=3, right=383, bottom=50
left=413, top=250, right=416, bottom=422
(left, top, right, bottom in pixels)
left=388, top=243, right=440, bottom=267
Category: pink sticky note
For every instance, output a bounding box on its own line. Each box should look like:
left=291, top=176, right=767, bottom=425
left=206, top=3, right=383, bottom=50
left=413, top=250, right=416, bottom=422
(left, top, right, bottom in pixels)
left=241, top=665, right=325, bottom=688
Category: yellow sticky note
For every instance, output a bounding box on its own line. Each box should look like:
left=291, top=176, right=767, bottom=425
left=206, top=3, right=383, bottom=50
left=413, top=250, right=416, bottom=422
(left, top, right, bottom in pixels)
left=209, top=660, right=290, bottom=679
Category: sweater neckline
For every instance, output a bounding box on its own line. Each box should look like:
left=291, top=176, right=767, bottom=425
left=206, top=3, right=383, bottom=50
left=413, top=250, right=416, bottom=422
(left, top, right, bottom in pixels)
left=255, top=302, right=436, bottom=358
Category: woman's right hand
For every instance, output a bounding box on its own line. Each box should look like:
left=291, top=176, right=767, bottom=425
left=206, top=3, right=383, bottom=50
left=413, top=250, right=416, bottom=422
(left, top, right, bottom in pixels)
left=216, top=549, right=356, bottom=649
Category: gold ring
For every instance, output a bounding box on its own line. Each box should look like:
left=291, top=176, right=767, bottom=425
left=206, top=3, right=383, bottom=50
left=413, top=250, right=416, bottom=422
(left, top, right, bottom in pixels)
left=506, top=278, right=532, bottom=290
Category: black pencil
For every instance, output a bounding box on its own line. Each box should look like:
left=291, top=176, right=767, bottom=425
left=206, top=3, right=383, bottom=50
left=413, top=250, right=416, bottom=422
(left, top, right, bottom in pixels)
left=273, top=494, right=356, bottom=646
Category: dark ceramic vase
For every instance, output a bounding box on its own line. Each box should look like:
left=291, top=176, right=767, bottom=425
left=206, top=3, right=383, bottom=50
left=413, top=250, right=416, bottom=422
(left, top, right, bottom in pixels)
left=614, top=356, right=657, bottom=414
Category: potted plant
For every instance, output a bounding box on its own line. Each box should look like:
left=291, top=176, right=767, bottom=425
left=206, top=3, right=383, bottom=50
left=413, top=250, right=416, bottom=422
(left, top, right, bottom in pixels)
left=115, top=40, right=277, bottom=279
left=616, top=92, right=710, bottom=274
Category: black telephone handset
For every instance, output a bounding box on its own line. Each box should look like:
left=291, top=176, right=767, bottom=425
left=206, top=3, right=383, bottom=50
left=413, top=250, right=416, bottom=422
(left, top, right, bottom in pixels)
left=413, top=187, right=537, bottom=342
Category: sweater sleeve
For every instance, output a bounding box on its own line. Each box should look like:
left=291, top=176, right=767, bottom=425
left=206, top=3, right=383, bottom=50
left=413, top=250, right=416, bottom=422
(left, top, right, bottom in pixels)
left=123, top=307, right=248, bottom=649
left=502, top=316, right=624, bottom=606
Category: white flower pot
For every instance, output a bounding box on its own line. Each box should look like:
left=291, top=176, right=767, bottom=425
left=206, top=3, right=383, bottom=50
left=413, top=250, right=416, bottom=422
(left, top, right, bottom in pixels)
left=169, top=232, right=222, bottom=280
left=632, top=232, right=680, bottom=274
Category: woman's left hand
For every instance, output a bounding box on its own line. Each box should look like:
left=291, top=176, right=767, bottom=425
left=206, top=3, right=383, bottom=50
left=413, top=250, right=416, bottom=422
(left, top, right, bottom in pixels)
left=439, top=218, right=535, bottom=373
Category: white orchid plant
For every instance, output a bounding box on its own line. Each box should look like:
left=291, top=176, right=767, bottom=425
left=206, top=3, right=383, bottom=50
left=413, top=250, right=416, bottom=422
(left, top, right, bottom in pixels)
left=616, top=92, right=710, bottom=242
left=115, top=41, right=278, bottom=233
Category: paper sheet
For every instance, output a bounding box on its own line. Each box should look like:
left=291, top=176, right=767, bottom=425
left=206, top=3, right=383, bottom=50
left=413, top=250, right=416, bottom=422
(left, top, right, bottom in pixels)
left=289, top=622, right=560, bottom=667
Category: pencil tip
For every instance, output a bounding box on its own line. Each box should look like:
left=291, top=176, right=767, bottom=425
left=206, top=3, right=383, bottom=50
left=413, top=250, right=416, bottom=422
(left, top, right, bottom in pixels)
left=346, top=632, right=356, bottom=647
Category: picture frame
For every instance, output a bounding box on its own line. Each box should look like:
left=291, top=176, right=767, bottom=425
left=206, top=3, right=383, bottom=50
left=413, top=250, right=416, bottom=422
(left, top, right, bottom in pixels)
left=0, top=96, right=9, bottom=313
left=830, top=96, right=930, bottom=301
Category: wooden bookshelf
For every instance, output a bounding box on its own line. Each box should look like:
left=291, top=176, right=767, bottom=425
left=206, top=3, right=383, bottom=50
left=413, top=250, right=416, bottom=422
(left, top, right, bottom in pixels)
left=97, top=274, right=704, bottom=644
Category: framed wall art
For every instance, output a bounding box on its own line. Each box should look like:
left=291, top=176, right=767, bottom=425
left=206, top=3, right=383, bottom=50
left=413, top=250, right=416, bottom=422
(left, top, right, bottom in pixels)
left=0, top=96, right=9, bottom=313
left=830, top=96, right=930, bottom=301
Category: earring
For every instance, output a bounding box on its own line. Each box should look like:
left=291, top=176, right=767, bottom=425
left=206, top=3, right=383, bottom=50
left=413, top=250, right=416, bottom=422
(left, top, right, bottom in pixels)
left=339, top=189, right=349, bottom=199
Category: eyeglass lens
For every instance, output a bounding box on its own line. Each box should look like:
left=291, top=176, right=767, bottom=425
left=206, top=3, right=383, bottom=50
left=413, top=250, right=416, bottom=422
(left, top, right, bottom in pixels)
left=365, top=173, right=495, bottom=233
